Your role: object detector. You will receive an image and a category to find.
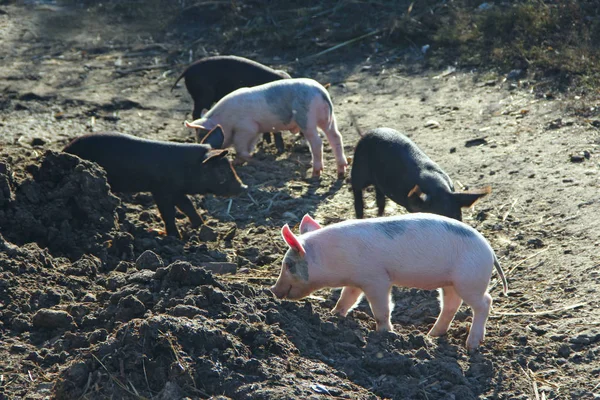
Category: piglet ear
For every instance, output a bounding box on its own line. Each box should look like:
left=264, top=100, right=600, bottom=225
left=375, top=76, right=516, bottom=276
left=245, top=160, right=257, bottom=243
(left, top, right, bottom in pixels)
left=299, top=214, right=322, bottom=234
left=201, top=125, right=225, bottom=149
left=281, top=224, right=305, bottom=256
left=455, top=186, right=492, bottom=208
left=203, top=149, right=229, bottom=164
left=185, top=120, right=206, bottom=129
left=408, top=185, right=429, bottom=203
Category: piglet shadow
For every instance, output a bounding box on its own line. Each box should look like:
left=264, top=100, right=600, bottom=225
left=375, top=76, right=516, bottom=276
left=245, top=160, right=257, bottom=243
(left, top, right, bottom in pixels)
left=271, top=289, right=494, bottom=399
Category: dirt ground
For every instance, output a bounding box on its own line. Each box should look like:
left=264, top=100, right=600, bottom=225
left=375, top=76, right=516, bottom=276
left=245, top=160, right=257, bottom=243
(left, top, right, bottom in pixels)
left=1, top=1, right=600, bottom=399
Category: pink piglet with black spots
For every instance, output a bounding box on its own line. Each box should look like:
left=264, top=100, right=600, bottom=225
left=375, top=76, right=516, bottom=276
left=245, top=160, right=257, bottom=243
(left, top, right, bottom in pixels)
left=270, top=213, right=508, bottom=351
left=185, top=78, right=348, bottom=179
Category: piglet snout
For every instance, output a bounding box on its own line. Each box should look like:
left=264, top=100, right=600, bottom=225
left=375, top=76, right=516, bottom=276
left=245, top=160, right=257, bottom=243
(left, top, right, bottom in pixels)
left=270, top=285, right=287, bottom=299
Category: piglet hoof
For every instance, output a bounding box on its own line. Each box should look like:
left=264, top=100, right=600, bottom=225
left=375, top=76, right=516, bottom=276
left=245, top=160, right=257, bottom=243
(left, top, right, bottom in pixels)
left=375, top=321, right=393, bottom=332
left=427, top=327, right=448, bottom=337
left=336, top=165, right=348, bottom=180
left=310, top=170, right=322, bottom=180
left=331, top=307, right=348, bottom=317
left=466, top=336, right=483, bottom=352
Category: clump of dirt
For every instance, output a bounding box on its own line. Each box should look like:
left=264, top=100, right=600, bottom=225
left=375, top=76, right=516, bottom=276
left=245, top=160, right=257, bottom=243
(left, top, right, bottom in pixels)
left=0, top=151, right=120, bottom=260
left=51, top=258, right=497, bottom=399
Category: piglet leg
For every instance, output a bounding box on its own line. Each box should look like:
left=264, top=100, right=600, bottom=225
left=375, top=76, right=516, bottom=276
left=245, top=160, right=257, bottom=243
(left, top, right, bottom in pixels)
left=321, top=113, right=348, bottom=179
left=274, top=132, right=285, bottom=154
left=302, top=127, right=323, bottom=178
left=175, top=194, right=204, bottom=228
left=464, top=292, right=492, bottom=351
left=153, top=192, right=180, bottom=238
left=332, top=286, right=364, bottom=317
left=375, top=188, right=386, bottom=217
left=234, top=130, right=262, bottom=165
left=364, top=285, right=393, bottom=332
left=428, top=286, right=463, bottom=337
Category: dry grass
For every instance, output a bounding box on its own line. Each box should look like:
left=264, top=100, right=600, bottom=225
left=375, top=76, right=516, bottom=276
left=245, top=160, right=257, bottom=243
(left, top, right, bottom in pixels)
left=63, top=0, right=600, bottom=91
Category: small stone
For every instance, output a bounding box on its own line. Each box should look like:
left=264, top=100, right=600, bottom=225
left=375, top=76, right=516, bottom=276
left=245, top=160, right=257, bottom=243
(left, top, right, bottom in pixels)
left=31, top=138, right=47, bottom=147
left=89, top=329, right=108, bottom=344
left=570, top=154, right=585, bottom=163
left=115, top=295, right=146, bottom=322
left=557, top=344, right=571, bottom=358
left=198, top=225, right=218, bottom=242
left=547, top=119, right=562, bottom=130
left=114, top=261, right=131, bottom=272
left=424, top=120, right=441, bottom=129
left=550, top=334, right=567, bottom=342
left=465, top=137, right=488, bottom=147
left=170, top=305, right=204, bottom=318
left=223, top=225, right=237, bottom=241
left=135, top=250, right=163, bottom=271
left=528, top=325, right=547, bottom=335
left=200, top=262, right=237, bottom=275
left=10, top=344, right=27, bottom=353
left=82, top=293, right=97, bottom=302
left=127, top=269, right=155, bottom=284
left=449, top=147, right=456, bottom=153
left=507, top=69, right=525, bottom=80
left=32, top=309, right=74, bottom=329
left=66, top=362, right=90, bottom=387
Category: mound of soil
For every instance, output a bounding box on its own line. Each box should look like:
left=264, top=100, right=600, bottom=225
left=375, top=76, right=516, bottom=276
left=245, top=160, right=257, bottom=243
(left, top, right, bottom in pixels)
left=0, top=151, right=119, bottom=260
left=50, top=258, right=493, bottom=399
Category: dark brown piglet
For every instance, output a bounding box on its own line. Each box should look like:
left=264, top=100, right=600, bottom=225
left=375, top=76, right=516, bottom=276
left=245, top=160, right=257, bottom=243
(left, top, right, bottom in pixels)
left=351, top=127, right=490, bottom=221
left=63, top=126, right=246, bottom=238
left=172, top=55, right=291, bottom=153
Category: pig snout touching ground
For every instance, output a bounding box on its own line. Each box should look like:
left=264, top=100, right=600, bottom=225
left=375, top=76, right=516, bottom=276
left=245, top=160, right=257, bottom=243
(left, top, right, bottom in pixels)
left=171, top=55, right=292, bottom=153
left=270, top=213, right=508, bottom=351
left=63, top=126, right=246, bottom=238
left=185, top=78, right=348, bottom=180
left=351, top=127, right=490, bottom=220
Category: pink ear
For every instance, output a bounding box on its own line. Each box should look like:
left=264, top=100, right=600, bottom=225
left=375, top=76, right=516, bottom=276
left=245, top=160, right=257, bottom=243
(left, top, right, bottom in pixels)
left=185, top=120, right=206, bottom=129
left=281, top=224, right=305, bottom=256
left=299, top=214, right=322, bottom=234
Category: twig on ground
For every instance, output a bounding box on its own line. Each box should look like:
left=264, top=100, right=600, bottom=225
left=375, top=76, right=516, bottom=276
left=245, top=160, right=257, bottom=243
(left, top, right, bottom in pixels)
left=247, top=192, right=259, bottom=206
left=503, top=198, right=519, bottom=221
left=91, top=354, right=142, bottom=398
left=226, top=199, right=233, bottom=217
left=142, top=358, right=151, bottom=398
left=219, top=275, right=275, bottom=281
left=115, top=64, right=171, bottom=75
left=528, top=368, right=541, bottom=400
left=302, top=30, right=381, bottom=61
left=77, top=372, right=93, bottom=400
left=492, top=301, right=587, bottom=317
left=265, top=192, right=281, bottom=213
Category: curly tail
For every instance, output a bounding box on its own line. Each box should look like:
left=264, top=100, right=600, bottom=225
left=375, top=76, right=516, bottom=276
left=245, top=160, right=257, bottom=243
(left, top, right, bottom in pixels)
left=171, top=70, right=186, bottom=92
left=493, top=254, right=509, bottom=295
